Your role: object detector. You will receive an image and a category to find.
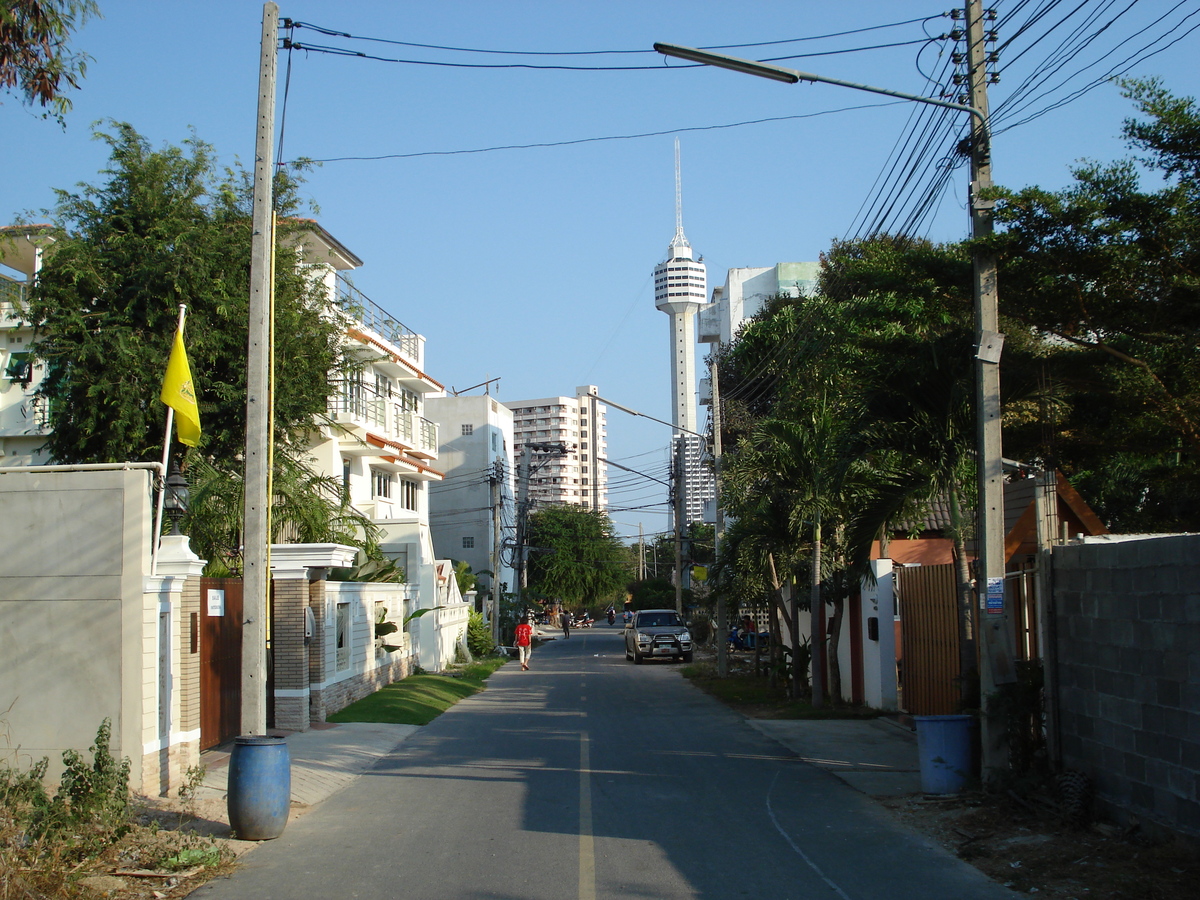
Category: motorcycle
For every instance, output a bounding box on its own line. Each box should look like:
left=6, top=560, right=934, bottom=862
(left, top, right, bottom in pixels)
left=606, top=608, right=616, bottom=625
left=728, top=624, right=770, bottom=652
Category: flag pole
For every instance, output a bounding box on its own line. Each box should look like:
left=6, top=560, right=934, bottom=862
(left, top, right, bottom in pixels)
left=151, top=303, right=188, bottom=577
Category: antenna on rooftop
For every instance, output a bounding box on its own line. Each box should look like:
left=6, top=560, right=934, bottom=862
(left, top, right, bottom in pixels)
left=671, top=137, right=689, bottom=250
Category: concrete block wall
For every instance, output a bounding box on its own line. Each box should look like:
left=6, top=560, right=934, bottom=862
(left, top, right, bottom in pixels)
left=1052, top=534, right=1200, bottom=837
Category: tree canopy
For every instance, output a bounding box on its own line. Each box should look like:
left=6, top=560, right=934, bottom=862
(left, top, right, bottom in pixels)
left=989, top=79, right=1200, bottom=531
left=19, top=122, right=369, bottom=572
left=24, top=122, right=345, bottom=467
left=525, top=505, right=630, bottom=607
left=0, top=0, right=98, bottom=122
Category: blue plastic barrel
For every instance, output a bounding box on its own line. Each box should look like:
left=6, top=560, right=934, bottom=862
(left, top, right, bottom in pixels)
left=913, top=715, right=975, bottom=794
left=227, top=735, right=291, bottom=840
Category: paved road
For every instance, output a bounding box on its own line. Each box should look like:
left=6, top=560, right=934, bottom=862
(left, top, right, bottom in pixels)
left=194, top=627, right=1015, bottom=900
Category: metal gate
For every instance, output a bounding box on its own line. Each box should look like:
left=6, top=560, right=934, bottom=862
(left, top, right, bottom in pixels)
left=895, top=564, right=962, bottom=715
left=199, top=578, right=243, bottom=750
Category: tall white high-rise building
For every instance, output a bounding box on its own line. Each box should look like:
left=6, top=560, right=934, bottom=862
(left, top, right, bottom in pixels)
left=507, top=386, right=608, bottom=511
left=654, top=141, right=714, bottom=525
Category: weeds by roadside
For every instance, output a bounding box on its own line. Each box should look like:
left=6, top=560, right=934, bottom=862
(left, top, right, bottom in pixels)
left=1, top=719, right=234, bottom=900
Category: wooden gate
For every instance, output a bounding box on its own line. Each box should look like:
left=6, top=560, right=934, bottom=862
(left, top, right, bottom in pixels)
left=895, top=564, right=961, bottom=715
left=199, top=578, right=243, bottom=750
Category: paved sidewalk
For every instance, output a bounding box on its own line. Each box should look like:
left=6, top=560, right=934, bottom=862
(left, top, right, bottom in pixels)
left=749, top=716, right=923, bottom=796
left=196, top=722, right=419, bottom=809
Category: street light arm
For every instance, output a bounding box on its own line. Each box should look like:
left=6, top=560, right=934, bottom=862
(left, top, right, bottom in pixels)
left=591, top=394, right=706, bottom=439
left=653, top=43, right=986, bottom=130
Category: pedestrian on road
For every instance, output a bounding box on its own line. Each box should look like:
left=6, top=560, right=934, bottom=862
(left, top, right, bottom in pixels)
left=561, top=608, right=571, bottom=639
left=515, top=616, right=533, bottom=670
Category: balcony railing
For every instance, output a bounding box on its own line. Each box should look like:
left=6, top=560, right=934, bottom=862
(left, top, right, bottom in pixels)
left=328, top=383, right=386, bottom=431
left=0, top=277, right=27, bottom=325
left=335, top=275, right=421, bottom=361
left=328, top=380, right=438, bottom=457
left=395, top=406, right=439, bottom=457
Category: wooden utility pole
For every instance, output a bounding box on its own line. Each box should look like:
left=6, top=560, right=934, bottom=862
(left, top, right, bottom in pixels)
left=241, top=1, right=277, bottom=737
left=966, top=0, right=1016, bottom=774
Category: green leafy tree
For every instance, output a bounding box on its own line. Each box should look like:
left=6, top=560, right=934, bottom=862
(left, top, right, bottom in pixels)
left=0, top=0, right=98, bottom=122
left=525, top=505, right=630, bottom=607
left=24, top=122, right=345, bottom=467
left=19, top=122, right=371, bottom=570
left=989, top=79, right=1200, bottom=531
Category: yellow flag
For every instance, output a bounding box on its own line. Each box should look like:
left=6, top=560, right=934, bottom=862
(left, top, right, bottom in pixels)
left=160, top=326, right=201, bottom=447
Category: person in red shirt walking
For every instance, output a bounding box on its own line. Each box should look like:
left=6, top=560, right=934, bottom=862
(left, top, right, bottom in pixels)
left=515, top=615, right=534, bottom=670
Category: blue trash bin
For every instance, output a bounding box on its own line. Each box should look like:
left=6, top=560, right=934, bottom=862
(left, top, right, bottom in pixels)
left=913, top=715, right=975, bottom=794
left=227, top=735, right=291, bottom=840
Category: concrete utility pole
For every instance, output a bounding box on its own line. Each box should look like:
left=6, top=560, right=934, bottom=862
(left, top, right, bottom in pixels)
left=241, top=1, right=277, bottom=737
left=710, top=355, right=728, bottom=678
left=966, top=0, right=1016, bottom=774
left=673, top=440, right=684, bottom=617
left=512, top=446, right=532, bottom=613
left=511, top=442, right=566, bottom=614
left=489, top=458, right=504, bottom=645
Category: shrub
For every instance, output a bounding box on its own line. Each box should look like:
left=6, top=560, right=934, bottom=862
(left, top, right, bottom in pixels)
left=466, top=609, right=496, bottom=657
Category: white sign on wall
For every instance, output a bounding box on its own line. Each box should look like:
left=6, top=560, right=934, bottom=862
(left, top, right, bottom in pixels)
left=207, top=589, right=225, bottom=617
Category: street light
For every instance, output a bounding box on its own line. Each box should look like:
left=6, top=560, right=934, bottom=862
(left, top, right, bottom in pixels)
left=653, top=43, right=985, bottom=126
left=658, top=12, right=1011, bottom=767
left=163, top=462, right=190, bottom=535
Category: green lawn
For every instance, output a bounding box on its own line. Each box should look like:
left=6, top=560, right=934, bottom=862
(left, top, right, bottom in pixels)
left=327, top=657, right=508, bottom=726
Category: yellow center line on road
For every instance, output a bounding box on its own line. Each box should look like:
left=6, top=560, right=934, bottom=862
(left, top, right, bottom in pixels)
left=579, top=701, right=595, bottom=900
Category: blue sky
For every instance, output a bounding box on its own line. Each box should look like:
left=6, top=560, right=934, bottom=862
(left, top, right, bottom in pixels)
left=5, top=1, right=1198, bottom=540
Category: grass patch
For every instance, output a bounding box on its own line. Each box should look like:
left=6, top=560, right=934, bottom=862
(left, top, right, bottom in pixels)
left=328, top=657, right=508, bottom=726
left=682, top=660, right=883, bottom=720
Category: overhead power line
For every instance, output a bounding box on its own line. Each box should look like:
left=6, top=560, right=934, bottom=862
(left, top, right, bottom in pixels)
left=287, top=16, right=942, bottom=57
left=292, top=103, right=902, bottom=165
